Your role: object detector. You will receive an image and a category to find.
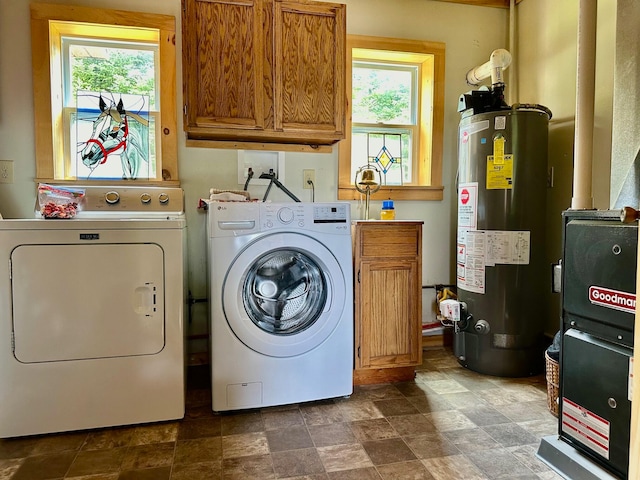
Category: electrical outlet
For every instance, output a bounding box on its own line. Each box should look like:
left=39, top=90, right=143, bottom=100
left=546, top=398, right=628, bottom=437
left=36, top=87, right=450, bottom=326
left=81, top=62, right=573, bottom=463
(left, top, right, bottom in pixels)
left=0, top=160, right=14, bottom=184
left=303, top=169, right=315, bottom=189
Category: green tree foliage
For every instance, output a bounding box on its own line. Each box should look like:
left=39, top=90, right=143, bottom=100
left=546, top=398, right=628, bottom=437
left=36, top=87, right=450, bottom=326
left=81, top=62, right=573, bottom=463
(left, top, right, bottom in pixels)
left=71, top=48, right=156, bottom=106
left=352, top=65, right=411, bottom=124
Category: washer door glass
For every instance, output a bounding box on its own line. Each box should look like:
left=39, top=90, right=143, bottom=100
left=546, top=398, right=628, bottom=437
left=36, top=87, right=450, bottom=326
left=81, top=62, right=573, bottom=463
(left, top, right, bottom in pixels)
left=243, top=249, right=326, bottom=335
left=223, top=232, right=346, bottom=357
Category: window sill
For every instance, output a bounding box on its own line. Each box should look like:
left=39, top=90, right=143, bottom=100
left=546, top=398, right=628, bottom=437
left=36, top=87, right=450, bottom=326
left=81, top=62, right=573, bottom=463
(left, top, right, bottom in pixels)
left=338, top=185, right=444, bottom=201
left=35, top=178, right=181, bottom=187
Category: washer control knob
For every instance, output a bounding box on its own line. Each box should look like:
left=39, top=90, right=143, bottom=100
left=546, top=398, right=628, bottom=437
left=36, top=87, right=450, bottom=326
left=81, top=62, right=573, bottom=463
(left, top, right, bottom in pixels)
left=140, top=193, right=152, bottom=204
left=105, top=191, right=120, bottom=204
left=158, top=192, right=170, bottom=204
left=278, top=207, right=294, bottom=224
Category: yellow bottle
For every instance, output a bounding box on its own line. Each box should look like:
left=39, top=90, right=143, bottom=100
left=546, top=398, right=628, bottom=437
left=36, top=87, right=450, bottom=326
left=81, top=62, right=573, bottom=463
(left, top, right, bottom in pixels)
left=380, top=200, right=395, bottom=220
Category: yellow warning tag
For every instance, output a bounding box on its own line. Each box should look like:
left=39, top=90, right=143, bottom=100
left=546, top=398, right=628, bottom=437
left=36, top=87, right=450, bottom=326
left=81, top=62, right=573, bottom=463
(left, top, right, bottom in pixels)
left=486, top=155, right=513, bottom=189
left=493, top=135, right=505, bottom=165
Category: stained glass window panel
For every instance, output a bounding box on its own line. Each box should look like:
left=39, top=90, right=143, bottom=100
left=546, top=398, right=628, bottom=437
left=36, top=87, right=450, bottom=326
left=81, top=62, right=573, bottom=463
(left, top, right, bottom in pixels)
left=74, top=91, right=152, bottom=180
left=352, top=128, right=411, bottom=186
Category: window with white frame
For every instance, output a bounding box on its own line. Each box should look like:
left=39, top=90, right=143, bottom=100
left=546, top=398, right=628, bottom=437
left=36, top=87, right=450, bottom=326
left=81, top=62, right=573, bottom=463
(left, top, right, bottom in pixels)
left=30, top=4, right=178, bottom=184
left=62, top=35, right=159, bottom=180
left=352, top=60, right=418, bottom=186
left=338, top=35, right=445, bottom=201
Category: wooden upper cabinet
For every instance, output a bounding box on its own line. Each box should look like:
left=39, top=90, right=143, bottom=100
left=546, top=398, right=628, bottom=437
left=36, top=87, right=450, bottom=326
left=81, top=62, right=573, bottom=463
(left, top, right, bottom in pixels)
left=274, top=1, right=345, bottom=140
left=182, top=0, right=346, bottom=147
left=182, top=0, right=264, bottom=131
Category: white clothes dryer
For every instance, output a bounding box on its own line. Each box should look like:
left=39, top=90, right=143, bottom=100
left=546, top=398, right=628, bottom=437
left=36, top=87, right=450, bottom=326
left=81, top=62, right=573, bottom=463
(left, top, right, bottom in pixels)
left=208, top=202, right=353, bottom=412
left=0, top=186, right=186, bottom=438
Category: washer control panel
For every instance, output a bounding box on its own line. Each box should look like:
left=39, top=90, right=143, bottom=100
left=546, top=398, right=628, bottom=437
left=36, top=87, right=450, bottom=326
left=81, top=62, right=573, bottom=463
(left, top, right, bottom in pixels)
left=313, top=204, right=349, bottom=224
left=262, top=203, right=306, bottom=229
left=259, top=203, right=350, bottom=232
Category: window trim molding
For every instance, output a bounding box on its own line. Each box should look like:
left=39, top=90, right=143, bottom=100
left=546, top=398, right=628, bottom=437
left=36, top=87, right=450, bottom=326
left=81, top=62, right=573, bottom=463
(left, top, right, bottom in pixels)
left=338, top=34, right=445, bottom=201
left=30, top=3, right=178, bottom=185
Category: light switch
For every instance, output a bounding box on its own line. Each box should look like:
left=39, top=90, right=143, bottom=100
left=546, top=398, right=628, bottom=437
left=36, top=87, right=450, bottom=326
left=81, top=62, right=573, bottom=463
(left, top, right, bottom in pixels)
left=0, top=160, right=14, bottom=184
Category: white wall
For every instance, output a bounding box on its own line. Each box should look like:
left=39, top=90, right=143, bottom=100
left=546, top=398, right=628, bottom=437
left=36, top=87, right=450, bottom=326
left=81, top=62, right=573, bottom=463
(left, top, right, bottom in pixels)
left=517, top=0, right=615, bottom=335
left=611, top=0, right=640, bottom=208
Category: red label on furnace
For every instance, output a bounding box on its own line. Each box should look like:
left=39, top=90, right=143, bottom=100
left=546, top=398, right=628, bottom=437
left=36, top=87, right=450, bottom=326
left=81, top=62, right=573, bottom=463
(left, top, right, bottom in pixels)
left=588, top=286, right=636, bottom=314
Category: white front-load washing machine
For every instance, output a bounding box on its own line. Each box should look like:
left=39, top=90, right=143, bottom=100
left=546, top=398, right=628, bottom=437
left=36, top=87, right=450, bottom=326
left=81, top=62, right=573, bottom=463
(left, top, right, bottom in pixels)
left=0, top=186, right=186, bottom=437
left=208, top=201, right=353, bottom=412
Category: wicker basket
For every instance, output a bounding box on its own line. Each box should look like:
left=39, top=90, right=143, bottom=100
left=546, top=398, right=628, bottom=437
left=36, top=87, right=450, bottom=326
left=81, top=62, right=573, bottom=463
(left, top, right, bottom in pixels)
left=545, top=351, right=559, bottom=418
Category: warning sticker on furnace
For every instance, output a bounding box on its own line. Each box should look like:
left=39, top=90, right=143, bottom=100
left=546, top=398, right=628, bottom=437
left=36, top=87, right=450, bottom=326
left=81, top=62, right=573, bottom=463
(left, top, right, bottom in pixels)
left=561, top=397, right=610, bottom=460
left=486, top=155, right=513, bottom=190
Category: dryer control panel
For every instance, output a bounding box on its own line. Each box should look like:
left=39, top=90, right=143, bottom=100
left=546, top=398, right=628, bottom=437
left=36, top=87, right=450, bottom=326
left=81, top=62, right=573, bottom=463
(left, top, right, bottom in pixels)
left=40, top=185, right=185, bottom=219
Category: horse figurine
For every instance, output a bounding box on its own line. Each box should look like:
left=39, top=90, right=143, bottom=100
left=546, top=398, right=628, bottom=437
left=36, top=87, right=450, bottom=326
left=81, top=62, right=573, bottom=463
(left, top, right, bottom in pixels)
left=79, top=95, right=149, bottom=180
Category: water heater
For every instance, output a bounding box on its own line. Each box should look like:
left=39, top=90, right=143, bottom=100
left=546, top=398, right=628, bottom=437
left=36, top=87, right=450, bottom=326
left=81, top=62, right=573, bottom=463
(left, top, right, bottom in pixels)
left=455, top=106, right=551, bottom=376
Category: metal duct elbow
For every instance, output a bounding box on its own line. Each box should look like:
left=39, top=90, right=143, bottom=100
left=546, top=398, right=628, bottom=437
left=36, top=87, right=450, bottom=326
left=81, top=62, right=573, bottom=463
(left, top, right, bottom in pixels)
left=466, top=49, right=512, bottom=86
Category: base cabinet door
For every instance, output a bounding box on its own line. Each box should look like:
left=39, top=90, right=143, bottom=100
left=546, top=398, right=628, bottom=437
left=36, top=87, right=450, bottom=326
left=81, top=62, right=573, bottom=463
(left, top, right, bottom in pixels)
left=358, top=259, right=421, bottom=368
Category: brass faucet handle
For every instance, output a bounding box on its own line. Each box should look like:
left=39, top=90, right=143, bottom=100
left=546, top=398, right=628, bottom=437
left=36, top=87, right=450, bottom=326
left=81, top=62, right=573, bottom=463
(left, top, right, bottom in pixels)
left=619, top=206, right=640, bottom=223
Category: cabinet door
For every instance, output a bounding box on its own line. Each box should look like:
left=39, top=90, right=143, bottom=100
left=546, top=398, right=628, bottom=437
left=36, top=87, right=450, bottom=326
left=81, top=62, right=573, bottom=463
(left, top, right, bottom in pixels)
left=273, top=0, right=345, bottom=143
left=183, top=0, right=264, bottom=131
left=357, top=259, right=421, bottom=369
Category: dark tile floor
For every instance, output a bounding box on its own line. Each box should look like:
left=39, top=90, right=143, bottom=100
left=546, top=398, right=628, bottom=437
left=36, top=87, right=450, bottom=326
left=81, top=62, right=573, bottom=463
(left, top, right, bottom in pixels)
left=0, top=347, right=563, bottom=479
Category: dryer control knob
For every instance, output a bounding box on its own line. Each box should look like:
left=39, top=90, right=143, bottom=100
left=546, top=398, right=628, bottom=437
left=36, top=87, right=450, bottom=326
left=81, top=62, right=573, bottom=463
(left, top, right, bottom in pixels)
left=278, top=207, right=294, bottom=224
left=158, top=193, right=170, bottom=204
left=140, top=193, right=152, bottom=204
left=105, top=191, right=120, bottom=204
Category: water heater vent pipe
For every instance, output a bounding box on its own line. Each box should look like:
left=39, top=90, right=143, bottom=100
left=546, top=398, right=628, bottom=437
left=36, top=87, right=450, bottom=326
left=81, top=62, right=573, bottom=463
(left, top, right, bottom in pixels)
left=466, top=49, right=512, bottom=87
left=508, top=0, right=518, bottom=104
left=571, top=0, right=597, bottom=210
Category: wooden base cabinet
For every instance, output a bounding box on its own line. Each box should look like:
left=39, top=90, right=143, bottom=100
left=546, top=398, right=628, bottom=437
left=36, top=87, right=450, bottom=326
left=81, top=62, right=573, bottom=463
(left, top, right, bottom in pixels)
left=181, top=0, right=345, bottom=147
left=353, top=221, right=423, bottom=385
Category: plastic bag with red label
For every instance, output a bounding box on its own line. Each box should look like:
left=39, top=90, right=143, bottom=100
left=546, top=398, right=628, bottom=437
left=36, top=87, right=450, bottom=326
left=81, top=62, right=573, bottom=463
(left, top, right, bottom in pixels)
left=38, top=184, right=86, bottom=219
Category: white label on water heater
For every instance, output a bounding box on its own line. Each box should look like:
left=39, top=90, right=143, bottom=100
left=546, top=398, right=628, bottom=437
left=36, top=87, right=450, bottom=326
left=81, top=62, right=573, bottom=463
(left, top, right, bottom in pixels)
left=457, top=229, right=486, bottom=294
left=485, top=231, right=530, bottom=265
